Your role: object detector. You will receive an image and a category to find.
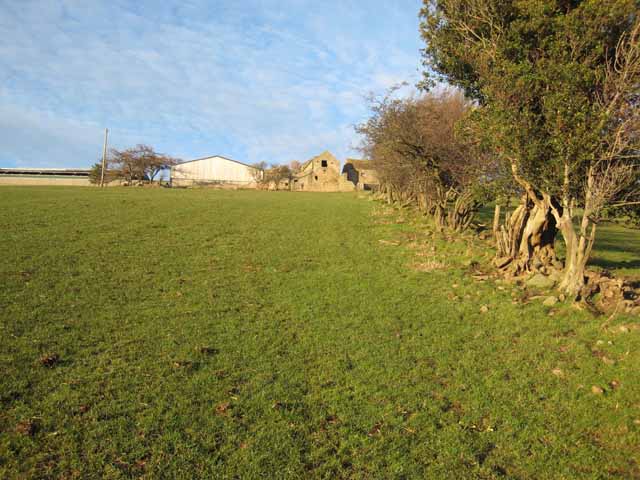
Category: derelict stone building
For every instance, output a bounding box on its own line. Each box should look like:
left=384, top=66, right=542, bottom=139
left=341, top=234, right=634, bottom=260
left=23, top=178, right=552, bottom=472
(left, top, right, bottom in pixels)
left=342, top=159, right=380, bottom=191
left=290, top=151, right=355, bottom=192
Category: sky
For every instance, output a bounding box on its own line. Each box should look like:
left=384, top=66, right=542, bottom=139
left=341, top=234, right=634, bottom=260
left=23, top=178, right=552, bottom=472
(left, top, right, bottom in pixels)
left=0, top=0, right=424, bottom=168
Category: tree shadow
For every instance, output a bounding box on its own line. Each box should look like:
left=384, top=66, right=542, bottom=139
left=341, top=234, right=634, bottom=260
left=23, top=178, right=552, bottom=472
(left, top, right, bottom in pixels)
left=589, top=225, right=640, bottom=274
left=589, top=257, right=640, bottom=271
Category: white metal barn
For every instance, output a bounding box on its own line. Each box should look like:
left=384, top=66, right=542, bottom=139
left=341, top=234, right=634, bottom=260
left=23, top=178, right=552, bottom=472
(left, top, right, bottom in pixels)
left=170, top=155, right=261, bottom=187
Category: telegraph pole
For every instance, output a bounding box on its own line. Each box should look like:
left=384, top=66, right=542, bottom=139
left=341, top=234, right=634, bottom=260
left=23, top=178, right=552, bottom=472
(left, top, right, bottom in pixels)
left=100, top=128, right=109, bottom=187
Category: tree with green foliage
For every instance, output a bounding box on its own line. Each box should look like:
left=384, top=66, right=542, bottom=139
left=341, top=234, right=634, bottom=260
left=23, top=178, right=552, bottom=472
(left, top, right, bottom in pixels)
left=88, top=161, right=120, bottom=185
left=88, top=162, right=103, bottom=185
left=420, top=0, right=640, bottom=297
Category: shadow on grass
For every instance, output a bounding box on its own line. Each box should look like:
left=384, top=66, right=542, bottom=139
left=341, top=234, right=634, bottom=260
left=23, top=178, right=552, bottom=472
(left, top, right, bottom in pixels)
left=589, top=257, right=640, bottom=271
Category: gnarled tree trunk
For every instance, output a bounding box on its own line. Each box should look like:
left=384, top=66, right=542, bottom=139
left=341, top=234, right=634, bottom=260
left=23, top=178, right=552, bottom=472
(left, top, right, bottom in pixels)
left=556, top=217, right=596, bottom=298
left=495, top=195, right=560, bottom=274
left=549, top=180, right=598, bottom=299
left=434, top=204, right=447, bottom=232
left=492, top=204, right=501, bottom=240
left=447, top=191, right=476, bottom=232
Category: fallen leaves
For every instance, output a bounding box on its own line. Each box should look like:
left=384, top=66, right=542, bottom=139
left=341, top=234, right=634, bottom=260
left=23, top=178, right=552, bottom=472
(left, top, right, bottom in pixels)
left=378, top=239, right=401, bottom=246
left=368, top=421, right=384, bottom=437
left=411, top=260, right=446, bottom=272
left=197, top=346, right=218, bottom=355
left=172, top=360, right=195, bottom=371
left=215, top=402, right=231, bottom=416
left=601, top=356, right=616, bottom=366
left=38, top=353, right=60, bottom=368
left=15, top=419, right=38, bottom=436
left=472, top=274, right=490, bottom=281
left=592, top=348, right=617, bottom=366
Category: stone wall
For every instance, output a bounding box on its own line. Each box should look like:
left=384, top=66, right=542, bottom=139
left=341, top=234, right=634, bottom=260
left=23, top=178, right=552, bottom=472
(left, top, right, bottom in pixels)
left=342, top=159, right=379, bottom=190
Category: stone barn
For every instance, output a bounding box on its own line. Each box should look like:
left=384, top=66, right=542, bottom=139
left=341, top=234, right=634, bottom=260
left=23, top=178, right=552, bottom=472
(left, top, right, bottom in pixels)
left=342, top=159, right=379, bottom=191
left=291, top=151, right=354, bottom=192
left=170, top=155, right=261, bottom=188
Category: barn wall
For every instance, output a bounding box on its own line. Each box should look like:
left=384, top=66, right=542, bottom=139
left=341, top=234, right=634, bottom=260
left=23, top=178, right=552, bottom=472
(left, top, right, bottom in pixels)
left=356, top=169, right=379, bottom=190
left=171, top=156, right=259, bottom=187
left=291, top=152, right=355, bottom=192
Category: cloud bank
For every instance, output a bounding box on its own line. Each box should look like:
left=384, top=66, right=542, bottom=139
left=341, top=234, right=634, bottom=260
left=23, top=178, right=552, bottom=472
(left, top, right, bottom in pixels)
left=0, top=0, right=423, bottom=167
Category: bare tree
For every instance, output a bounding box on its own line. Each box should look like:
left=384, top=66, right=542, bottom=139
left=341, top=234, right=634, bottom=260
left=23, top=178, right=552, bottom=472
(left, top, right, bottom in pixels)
left=266, top=164, right=293, bottom=190
left=251, top=162, right=268, bottom=188
left=357, top=89, right=490, bottom=232
left=289, top=160, right=302, bottom=174
left=109, top=145, right=179, bottom=185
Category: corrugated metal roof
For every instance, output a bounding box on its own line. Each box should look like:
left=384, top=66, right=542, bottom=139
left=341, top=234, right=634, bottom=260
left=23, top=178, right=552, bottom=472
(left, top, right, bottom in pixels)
left=0, top=168, right=90, bottom=176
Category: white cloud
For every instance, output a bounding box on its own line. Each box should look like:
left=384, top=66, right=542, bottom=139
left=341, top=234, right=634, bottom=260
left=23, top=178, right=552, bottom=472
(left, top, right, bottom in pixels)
left=0, top=0, right=424, bottom=167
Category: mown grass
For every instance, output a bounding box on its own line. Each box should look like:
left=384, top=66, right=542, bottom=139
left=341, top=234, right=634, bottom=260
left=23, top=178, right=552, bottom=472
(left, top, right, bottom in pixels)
left=0, top=187, right=639, bottom=479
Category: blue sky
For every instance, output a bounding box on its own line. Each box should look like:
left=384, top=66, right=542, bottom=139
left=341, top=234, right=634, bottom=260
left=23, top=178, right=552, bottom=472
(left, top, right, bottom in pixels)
left=0, top=0, right=423, bottom=168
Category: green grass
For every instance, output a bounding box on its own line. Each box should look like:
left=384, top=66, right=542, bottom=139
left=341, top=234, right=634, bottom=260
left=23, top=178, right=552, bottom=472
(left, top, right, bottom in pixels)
left=589, top=224, right=640, bottom=278
left=1, top=187, right=639, bottom=479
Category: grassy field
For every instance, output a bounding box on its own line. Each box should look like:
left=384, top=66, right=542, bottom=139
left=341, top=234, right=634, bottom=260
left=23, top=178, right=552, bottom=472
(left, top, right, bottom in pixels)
left=1, top=187, right=639, bottom=479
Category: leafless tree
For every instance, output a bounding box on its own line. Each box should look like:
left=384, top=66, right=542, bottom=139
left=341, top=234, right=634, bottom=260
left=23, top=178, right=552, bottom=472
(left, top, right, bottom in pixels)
left=357, top=89, right=490, bottom=232
left=109, top=145, right=179, bottom=185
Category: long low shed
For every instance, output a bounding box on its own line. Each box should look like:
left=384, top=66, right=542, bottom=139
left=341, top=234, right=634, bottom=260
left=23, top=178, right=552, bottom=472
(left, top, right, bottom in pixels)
left=170, top=155, right=260, bottom=187
left=0, top=168, right=92, bottom=186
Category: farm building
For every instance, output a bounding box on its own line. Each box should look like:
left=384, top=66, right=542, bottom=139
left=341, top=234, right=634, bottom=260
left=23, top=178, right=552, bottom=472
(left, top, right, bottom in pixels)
left=342, top=159, right=380, bottom=191
left=290, top=151, right=355, bottom=192
left=170, top=155, right=261, bottom=188
left=0, top=168, right=92, bottom=186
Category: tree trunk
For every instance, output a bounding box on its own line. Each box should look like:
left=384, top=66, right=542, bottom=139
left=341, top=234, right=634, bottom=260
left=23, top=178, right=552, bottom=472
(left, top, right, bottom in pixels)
left=385, top=185, right=393, bottom=204
left=492, top=204, right=501, bottom=240
left=554, top=210, right=597, bottom=298
left=434, top=204, right=446, bottom=232
left=417, top=192, right=428, bottom=212
left=447, top=192, right=476, bottom=232
left=547, top=164, right=598, bottom=299
left=495, top=196, right=560, bottom=274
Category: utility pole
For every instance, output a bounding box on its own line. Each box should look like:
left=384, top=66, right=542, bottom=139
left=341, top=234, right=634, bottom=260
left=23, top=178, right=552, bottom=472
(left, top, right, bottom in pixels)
left=100, top=128, right=109, bottom=187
